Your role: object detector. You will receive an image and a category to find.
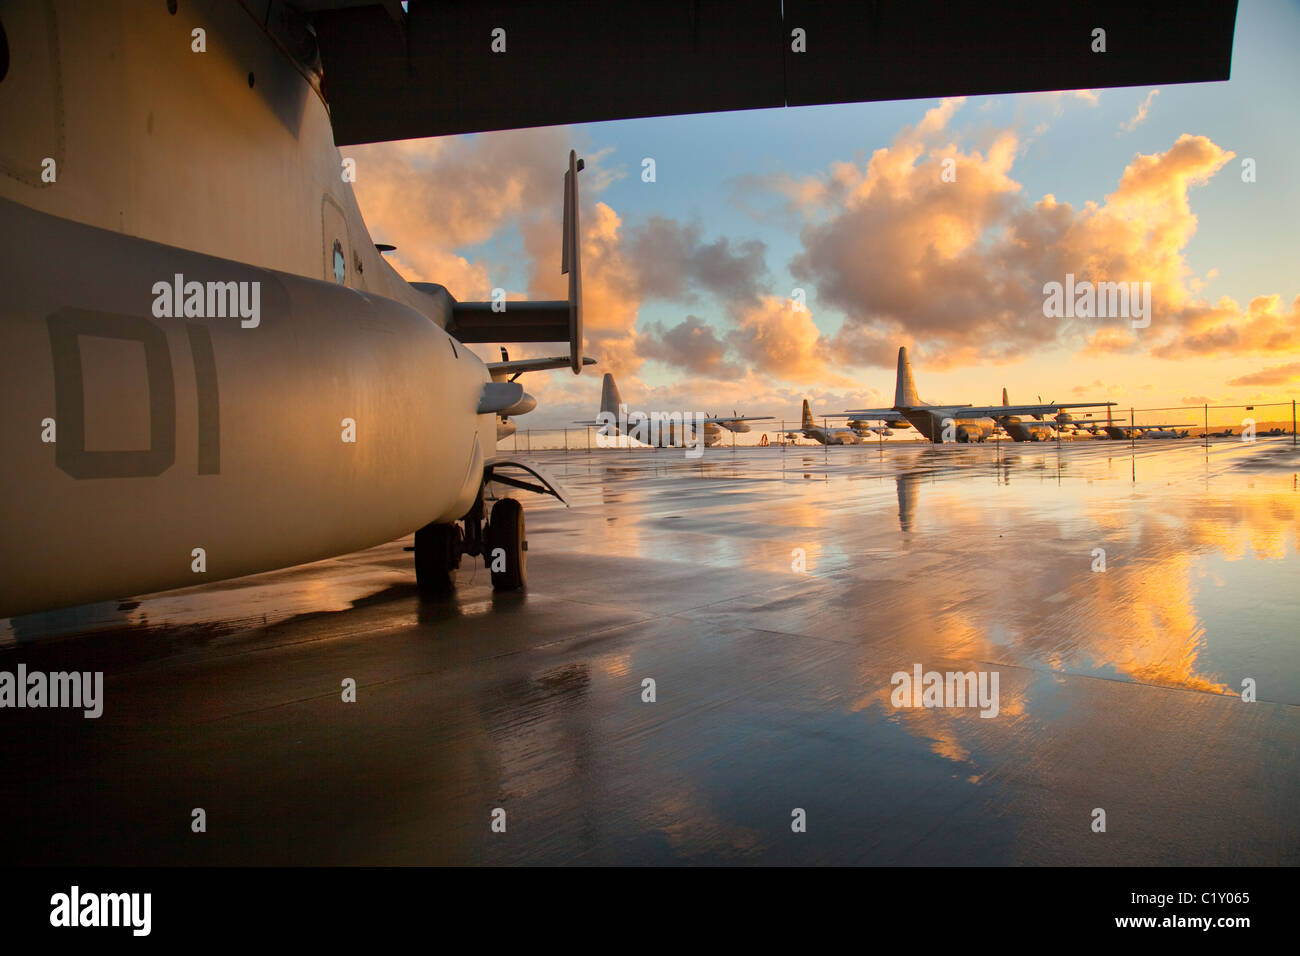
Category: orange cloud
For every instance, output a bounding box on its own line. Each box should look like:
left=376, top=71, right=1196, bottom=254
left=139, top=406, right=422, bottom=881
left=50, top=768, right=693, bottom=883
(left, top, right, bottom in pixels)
left=1227, top=360, right=1300, bottom=387
left=784, top=105, right=1249, bottom=368
left=729, top=295, right=856, bottom=387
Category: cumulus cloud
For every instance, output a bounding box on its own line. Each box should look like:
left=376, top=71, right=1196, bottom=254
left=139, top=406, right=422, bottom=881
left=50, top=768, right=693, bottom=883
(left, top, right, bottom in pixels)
left=637, top=315, right=741, bottom=377
left=348, top=128, right=584, bottom=297
left=620, top=218, right=768, bottom=306
left=727, top=296, right=856, bottom=386
left=779, top=95, right=1246, bottom=368
left=1152, top=294, right=1300, bottom=359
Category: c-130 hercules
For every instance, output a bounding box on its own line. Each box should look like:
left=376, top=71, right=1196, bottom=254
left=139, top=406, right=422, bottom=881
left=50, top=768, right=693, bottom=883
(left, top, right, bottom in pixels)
left=0, top=0, right=1237, bottom=617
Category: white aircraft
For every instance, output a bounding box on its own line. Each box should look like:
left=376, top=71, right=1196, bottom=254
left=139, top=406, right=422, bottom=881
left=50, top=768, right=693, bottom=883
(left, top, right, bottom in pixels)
left=843, top=348, right=1116, bottom=443
left=0, top=3, right=597, bottom=612
left=575, top=374, right=771, bottom=448
left=786, top=400, right=861, bottom=445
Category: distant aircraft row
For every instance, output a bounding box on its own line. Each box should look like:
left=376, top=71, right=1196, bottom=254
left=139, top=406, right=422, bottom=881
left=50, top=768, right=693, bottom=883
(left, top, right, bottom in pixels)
left=791, top=347, right=1190, bottom=444
left=574, top=346, right=1204, bottom=446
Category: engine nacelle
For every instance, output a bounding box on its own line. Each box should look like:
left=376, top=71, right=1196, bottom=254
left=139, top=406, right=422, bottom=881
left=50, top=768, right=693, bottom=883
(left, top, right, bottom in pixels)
left=500, top=392, right=537, bottom=417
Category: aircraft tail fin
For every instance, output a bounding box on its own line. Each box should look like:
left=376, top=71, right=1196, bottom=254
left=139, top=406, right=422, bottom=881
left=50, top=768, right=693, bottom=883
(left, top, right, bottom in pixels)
left=1002, top=387, right=1009, bottom=407
left=895, top=346, right=922, bottom=407
left=600, top=373, right=623, bottom=417
left=802, top=399, right=814, bottom=429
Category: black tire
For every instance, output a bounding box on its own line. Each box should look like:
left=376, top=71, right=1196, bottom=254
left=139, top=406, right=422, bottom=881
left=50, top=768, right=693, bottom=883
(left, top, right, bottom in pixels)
left=414, top=522, right=460, bottom=598
left=487, top=498, right=526, bottom=591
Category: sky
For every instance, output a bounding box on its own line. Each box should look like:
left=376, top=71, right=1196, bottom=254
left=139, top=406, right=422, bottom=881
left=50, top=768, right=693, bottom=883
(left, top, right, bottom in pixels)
left=349, top=0, right=1300, bottom=428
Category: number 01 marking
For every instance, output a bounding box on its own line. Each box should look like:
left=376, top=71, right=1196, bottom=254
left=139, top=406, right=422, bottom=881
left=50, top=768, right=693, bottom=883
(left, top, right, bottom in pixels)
left=47, top=309, right=220, bottom=479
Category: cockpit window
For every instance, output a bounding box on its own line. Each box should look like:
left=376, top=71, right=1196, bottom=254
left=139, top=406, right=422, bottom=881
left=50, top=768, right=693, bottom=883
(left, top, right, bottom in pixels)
left=332, top=239, right=346, bottom=284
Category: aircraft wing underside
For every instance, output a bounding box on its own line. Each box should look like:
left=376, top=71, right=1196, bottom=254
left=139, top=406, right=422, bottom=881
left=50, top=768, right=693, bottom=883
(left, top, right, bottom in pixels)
left=970, top=402, right=1118, bottom=418
left=488, top=356, right=597, bottom=381
left=837, top=408, right=909, bottom=421
left=307, top=0, right=1239, bottom=146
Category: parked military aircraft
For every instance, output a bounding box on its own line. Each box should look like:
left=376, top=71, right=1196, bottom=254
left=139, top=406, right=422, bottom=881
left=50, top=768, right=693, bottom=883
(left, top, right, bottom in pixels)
left=575, top=374, right=771, bottom=448
left=1081, top=409, right=1197, bottom=440
left=843, top=348, right=1115, bottom=443
left=0, top=2, right=597, bottom=612
left=787, top=400, right=863, bottom=445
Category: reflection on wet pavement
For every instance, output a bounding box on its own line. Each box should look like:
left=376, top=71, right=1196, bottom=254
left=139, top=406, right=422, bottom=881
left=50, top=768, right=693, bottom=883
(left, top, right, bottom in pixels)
left=2, top=438, right=1297, bottom=864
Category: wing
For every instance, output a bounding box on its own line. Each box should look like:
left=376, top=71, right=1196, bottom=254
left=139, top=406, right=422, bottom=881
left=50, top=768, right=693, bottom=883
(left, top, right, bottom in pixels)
left=839, top=408, right=908, bottom=422
left=489, top=355, right=596, bottom=381
left=964, top=402, right=1117, bottom=418
left=699, top=415, right=775, bottom=425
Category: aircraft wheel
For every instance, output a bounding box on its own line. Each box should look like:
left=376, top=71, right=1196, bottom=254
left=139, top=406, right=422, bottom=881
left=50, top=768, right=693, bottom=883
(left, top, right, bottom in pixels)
left=414, top=522, right=460, bottom=597
left=487, top=498, right=527, bottom=591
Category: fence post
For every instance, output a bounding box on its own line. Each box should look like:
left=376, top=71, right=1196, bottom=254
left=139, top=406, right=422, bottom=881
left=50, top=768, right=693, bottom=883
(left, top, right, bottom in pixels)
left=1130, top=407, right=1135, bottom=449
left=1204, top=404, right=1208, bottom=446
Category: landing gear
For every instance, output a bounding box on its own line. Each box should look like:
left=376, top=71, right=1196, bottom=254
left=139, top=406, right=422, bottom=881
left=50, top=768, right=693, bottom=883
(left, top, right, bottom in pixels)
left=412, top=487, right=527, bottom=596
left=414, top=522, right=461, bottom=598
left=486, top=497, right=527, bottom=591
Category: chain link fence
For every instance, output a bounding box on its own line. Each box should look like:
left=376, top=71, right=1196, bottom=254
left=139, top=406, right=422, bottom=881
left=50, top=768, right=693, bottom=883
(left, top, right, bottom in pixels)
left=500, top=400, right=1299, bottom=450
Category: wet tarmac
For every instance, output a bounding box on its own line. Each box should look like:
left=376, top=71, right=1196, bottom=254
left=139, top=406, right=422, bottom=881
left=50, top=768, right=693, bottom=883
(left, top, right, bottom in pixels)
left=2, top=437, right=1298, bottom=865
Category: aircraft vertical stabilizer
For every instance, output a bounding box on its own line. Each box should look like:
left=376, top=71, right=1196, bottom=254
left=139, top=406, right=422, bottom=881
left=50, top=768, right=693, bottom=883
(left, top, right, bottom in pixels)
left=601, top=373, right=624, bottom=416
left=802, top=399, right=815, bottom=429
left=895, top=347, right=922, bottom=407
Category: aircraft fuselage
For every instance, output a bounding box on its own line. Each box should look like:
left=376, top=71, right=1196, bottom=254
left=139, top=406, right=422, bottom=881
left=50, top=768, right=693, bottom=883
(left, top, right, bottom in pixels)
left=0, top=0, right=507, bottom=616
left=900, top=408, right=996, bottom=443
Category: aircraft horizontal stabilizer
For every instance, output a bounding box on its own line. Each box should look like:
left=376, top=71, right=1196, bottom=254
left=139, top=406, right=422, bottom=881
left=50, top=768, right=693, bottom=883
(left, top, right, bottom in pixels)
left=446, top=152, right=586, bottom=374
